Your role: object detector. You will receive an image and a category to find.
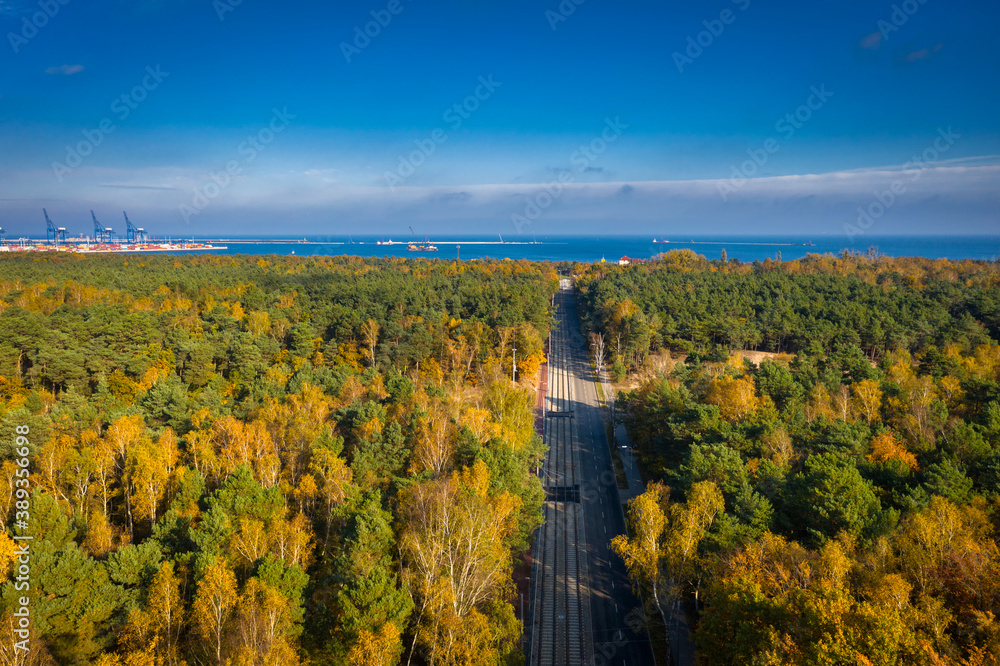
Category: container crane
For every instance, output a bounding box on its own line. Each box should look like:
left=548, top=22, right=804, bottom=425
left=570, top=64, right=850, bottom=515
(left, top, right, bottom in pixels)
left=92, top=211, right=104, bottom=243
left=44, top=209, right=67, bottom=244
left=123, top=211, right=146, bottom=244
left=91, top=211, right=114, bottom=244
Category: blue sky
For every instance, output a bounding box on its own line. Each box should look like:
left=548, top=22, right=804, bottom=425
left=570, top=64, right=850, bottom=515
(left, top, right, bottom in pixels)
left=1, top=0, right=997, bottom=239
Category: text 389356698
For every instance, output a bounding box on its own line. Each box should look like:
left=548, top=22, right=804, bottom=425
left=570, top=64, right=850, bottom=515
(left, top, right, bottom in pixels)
left=12, top=425, right=33, bottom=653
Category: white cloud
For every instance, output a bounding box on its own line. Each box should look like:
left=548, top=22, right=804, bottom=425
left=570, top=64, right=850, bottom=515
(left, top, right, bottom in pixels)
left=45, top=64, right=84, bottom=76
left=3, top=161, right=998, bottom=236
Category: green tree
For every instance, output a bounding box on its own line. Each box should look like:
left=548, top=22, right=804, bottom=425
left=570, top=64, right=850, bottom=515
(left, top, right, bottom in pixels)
left=784, top=452, right=880, bottom=546
left=1, top=491, right=125, bottom=664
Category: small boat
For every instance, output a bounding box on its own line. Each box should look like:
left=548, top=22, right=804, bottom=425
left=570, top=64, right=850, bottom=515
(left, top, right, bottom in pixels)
left=653, top=238, right=670, bottom=243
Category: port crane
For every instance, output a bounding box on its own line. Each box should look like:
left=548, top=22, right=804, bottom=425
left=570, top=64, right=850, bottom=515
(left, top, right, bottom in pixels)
left=406, top=226, right=438, bottom=251
left=92, top=211, right=114, bottom=244
left=123, top=211, right=146, bottom=243
left=44, top=209, right=67, bottom=244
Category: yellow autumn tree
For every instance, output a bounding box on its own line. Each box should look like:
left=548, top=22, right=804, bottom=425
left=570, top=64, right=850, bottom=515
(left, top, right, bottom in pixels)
left=0, top=531, right=16, bottom=581
left=762, top=427, right=794, bottom=467
left=458, top=406, right=500, bottom=444
left=362, top=318, right=380, bottom=368
left=147, top=561, right=185, bottom=665
left=308, top=445, right=352, bottom=554
left=232, top=518, right=270, bottom=571
left=890, top=374, right=941, bottom=451
left=804, top=383, right=836, bottom=421
left=666, top=481, right=725, bottom=609
left=107, top=414, right=148, bottom=540
left=705, top=376, right=760, bottom=422
left=400, top=460, right=521, bottom=665
left=410, top=403, right=457, bottom=477
left=867, top=431, right=918, bottom=470
left=261, top=382, right=333, bottom=484
left=482, top=362, right=535, bottom=450
left=611, top=482, right=670, bottom=620
left=613, top=481, right=723, bottom=628
left=119, top=561, right=185, bottom=665
left=192, top=558, right=238, bottom=665
left=34, top=434, right=74, bottom=507
left=83, top=509, right=118, bottom=557
left=246, top=310, right=270, bottom=337
left=126, top=428, right=179, bottom=527
left=852, top=379, right=883, bottom=424
left=232, top=577, right=299, bottom=666
left=269, top=512, right=314, bottom=569
left=347, top=623, right=401, bottom=666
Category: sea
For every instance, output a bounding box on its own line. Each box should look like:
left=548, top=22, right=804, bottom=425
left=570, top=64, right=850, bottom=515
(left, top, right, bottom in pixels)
left=179, top=235, right=1000, bottom=263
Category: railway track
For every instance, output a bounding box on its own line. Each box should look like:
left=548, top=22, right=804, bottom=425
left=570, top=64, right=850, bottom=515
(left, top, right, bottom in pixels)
left=530, top=286, right=594, bottom=666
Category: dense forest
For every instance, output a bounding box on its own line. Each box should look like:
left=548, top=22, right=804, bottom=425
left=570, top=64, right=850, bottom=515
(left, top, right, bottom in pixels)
left=580, top=251, right=1000, bottom=664
left=0, top=253, right=556, bottom=665
left=575, top=249, right=1000, bottom=378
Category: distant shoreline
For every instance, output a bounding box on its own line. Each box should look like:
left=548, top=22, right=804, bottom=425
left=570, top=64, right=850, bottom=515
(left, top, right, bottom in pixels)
left=0, top=235, right=995, bottom=263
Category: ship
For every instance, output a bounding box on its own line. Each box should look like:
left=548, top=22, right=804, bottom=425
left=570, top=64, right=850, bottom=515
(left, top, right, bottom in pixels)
left=407, top=240, right=438, bottom=252
left=653, top=237, right=670, bottom=243
left=406, top=226, right=438, bottom=251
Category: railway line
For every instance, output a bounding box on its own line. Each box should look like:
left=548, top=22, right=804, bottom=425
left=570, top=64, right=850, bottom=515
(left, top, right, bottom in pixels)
left=531, top=285, right=594, bottom=666
left=528, top=282, right=654, bottom=666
